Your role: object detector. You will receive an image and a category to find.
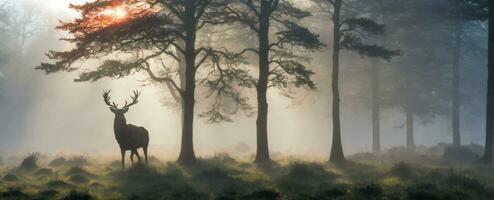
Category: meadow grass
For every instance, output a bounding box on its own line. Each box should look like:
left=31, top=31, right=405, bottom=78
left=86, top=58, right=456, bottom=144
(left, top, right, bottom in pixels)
left=0, top=148, right=493, bottom=200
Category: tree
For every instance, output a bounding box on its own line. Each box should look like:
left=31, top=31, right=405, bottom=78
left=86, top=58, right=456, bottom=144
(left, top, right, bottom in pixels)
left=484, top=0, right=494, bottom=165
left=37, top=0, right=249, bottom=165
left=313, top=0, right=398, bottom=163
left=0, top=0, right=38, bottom=76
left=225, top=0, right=323, bottom=163
left=447, top=0, right=488, bottom=147
left=350, top=0, right=468, bottom=151
left=0, top=1, right=10, bottom=85
left=358, top=0, right=393, bottom=153
left=0, top=2, right=10, bottom=65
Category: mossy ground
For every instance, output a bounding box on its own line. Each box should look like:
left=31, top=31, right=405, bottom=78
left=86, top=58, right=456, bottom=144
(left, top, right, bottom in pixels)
left=0, top=147, right=493, bottom=200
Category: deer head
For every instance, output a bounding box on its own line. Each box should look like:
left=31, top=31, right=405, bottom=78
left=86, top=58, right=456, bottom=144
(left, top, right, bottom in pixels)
left=103, top=90, right=141, bottom=116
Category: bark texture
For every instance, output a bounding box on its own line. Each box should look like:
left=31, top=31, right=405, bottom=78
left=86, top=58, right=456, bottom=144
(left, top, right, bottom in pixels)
left=329, top=0, right=345, bottom=163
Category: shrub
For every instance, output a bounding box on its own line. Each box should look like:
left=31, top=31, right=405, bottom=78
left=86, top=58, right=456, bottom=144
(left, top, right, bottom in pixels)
left=465, top=143, right=485, bottom=156
left=314, top=185, right=348, bottom=199
left=147, top=156, right=164, bottom=166
left=1, top=187, right=29, bottom=200
left=193, top=167, right=246, bottom=193
left=277, top=163, right=336, bottom=196
left=3, top=174, right=20, bottom=182
left=243, top=189, right=280, bottom=200
left=283, top=162, right=334, bottom=180
left=61, top=190, right=94, bottom=200
left=353, top=182, right=383, bottom=198
left=406, top=183, right=442, bottom=200
left=126, top=163, right=160, bottom=177
left=212, top=153, right=238, bottom=165
left=443, top=146, right=480, bottom=163
left=45, top=180, right=74, bottom=189
left=443, top=174, right=485, bottom=193
left=194, top=167, right=232, bottom=182
left=69, top=174, right=90, bottom=184
left=65, top=167, right=94, bottom=177
left=49, top=157, right=67, bottom=167
left=389, top=162, right=414, bottom=178
left=50, top=156, right=89, bottom=167
left=66, top=156, right=89, bottom=167
left=34, top=190, right=59, bottom=200
left=168, top=185, right=209, bottom=200
left=35, top=168, right=54, bottom=176
left=19, top=153, right=40, bottom=170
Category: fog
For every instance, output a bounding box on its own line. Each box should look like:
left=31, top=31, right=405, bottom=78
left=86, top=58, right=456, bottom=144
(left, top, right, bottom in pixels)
left=0, top=0, right=487, bottom=160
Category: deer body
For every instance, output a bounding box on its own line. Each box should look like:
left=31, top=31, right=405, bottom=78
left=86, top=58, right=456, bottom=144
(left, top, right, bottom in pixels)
left=113, top=115, right=149, bottom=150
left=104, top=90, right=149, bottom=168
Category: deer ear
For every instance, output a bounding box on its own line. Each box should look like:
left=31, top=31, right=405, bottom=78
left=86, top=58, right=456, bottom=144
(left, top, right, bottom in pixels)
left=122, top=107, right=129, bottom=113
left=110, top=107, right=117, bottom=113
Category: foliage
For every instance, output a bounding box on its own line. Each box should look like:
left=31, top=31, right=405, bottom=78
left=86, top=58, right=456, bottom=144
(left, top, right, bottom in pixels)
left=225, top=0, right=323, bottom=96
left=50, top=156, right=89, bottom=167
left=2, top=174, right=19, bottom=182
left=35, top=168, right=54, bottom=177
left=448, top=0, right=488, bottom=21
left=65, top=167, right=95, bottom=178
left=443, top=146, right=481, bottom=163
left=69, top=174, right=90, bottom=184
left=18, top=152, right=40, bottom=171
left=37, top=0, right=252, bottom=123
left=0, top=187, right=29, bottom=200
left=0, top=155, right=493, bottom=199
left=389, top=162, right=414, bottom=179
left=340, top=17, right=400, bottom=60
left=61, top=190, right=95, bottom=200
left=45, top=180, right=75, bottom=190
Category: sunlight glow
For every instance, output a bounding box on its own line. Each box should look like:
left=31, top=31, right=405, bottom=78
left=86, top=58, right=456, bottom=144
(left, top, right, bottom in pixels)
left=101, top=7, right=128, bottom=20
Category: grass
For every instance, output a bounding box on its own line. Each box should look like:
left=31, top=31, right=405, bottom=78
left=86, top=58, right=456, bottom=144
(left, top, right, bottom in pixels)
left=0, top=148, right=492, bottom=200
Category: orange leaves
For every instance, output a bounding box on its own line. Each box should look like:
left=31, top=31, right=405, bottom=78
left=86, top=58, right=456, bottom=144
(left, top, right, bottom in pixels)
left=60, top=0, right=156, bottom=35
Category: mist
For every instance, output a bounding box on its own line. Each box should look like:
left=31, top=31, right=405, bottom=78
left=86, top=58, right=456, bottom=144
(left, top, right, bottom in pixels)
left=1, top=1, right=493, bottom=199
left=0, top=0, right=487, bottom=159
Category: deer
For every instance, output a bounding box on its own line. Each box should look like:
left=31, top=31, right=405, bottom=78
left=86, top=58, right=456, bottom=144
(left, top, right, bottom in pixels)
left=103, top=90, right=149, bottom=168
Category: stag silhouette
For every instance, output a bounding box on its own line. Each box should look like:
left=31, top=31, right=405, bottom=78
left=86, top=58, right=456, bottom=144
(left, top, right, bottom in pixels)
left=103, top=90, right=149, bottom=168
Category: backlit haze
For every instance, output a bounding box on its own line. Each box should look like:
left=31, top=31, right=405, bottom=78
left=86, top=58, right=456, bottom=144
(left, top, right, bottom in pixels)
left=0, top=0, right=487, bottom=160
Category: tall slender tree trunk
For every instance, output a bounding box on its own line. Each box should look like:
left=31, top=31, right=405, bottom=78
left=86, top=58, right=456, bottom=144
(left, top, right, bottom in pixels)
left=452, top=21, right=463, bottom=147
left=254, top=1, right=271, bottom=163
left=165, top=41, right=187, bottom=120
left=178, top=1, right=197, bottom=165
left=329, top=0, right=345, bottom=163
left=483, top=0, right=494, bottom=165
left=178, top=42, right=187, bottom=122
left=406, top=110, right=414, bottom=151
left=371, top=62, right=381, bottom=153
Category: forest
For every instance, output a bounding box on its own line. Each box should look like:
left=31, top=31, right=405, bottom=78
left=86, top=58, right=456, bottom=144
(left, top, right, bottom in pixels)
left=0, top=0, right=493, bottom=199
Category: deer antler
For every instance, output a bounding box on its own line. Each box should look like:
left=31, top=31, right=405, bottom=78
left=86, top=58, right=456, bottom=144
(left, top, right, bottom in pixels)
left=103, top=89, right=119, bottom=109
left=122, top=90, right=141, bottom=109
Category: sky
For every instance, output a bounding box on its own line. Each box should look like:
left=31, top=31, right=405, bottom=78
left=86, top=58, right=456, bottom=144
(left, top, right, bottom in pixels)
left=0, top=0, right=487, bottom=160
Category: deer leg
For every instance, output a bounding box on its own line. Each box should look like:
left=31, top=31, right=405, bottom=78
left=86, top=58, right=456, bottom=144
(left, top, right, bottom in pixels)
left=130, top=151, right=135, bottom=165
left=133, top=149, right=142, bottom=163
left=120, top=149, right=126, bottom=169
left=143, top=146, right=148, bottom=165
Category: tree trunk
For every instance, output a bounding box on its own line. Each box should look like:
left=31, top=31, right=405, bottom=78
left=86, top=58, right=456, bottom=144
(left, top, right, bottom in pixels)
left=165, top=41, right=187, bottom=124
left=254, top=1, right=271, bottom=163
left=406, top=110, right=414, bottom=151
left=452, top=21, right=463, bottom=147
left=484, top=0, right=494, bottom=165
left=371, top=62, right=381, bottom=153
left=329, top=0, right=345, bottom=163
left=177, top=1, right=197, bottom=165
